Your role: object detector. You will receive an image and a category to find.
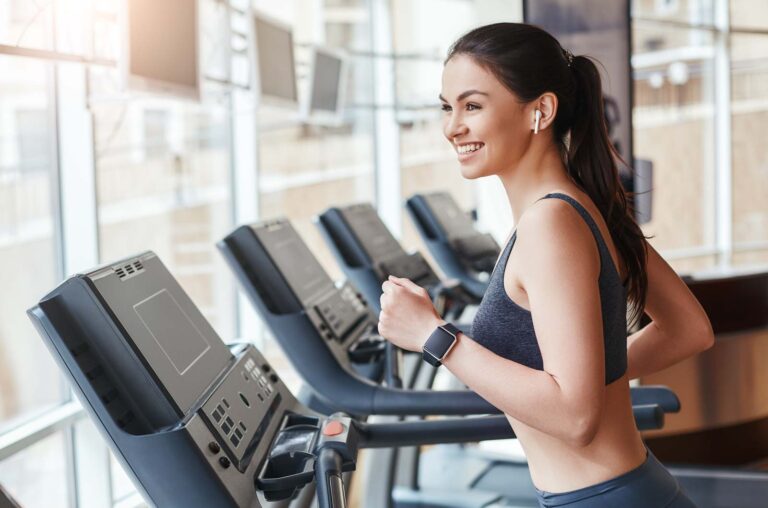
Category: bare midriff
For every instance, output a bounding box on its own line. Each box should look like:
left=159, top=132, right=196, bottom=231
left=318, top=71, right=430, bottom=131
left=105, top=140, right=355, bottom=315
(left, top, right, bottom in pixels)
left=507, top=375, right=648, bottom=494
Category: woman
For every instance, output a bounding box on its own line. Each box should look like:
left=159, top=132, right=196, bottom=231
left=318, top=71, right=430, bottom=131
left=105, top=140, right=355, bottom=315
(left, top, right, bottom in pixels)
left=378, top=23, right=714, bottom=507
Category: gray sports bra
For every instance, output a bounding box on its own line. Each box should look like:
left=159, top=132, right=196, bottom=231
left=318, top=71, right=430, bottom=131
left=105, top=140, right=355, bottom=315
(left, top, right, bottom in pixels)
left=470, top=193, right=628, bottom=384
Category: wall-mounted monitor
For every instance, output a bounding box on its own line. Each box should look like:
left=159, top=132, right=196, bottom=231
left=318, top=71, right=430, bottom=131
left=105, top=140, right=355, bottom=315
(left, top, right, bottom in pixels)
left=121, top=0, right=200, bottom=101
left=302, top=46, right=348, bottom=125
left=251, top=11, right=299, bottom=108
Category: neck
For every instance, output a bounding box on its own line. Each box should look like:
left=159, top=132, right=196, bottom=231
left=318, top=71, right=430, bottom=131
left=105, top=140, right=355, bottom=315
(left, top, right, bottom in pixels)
left=498, top=140, right=572, bottom=224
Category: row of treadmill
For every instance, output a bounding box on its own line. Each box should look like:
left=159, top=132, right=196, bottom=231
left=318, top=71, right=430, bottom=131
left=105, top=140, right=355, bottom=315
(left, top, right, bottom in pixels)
left=27, top=193, right=768, bottom=507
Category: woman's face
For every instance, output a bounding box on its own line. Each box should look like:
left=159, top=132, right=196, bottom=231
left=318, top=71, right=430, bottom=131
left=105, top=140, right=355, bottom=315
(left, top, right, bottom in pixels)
left=440, top=54, right=532, bottom=179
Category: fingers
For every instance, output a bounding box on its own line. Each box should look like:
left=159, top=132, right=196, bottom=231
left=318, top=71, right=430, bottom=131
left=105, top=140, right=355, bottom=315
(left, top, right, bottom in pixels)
left=389, top=275, right=429, bottom=297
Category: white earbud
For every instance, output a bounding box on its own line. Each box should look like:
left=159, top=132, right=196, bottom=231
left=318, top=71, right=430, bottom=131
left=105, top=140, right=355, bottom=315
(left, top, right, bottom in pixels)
left=533, top=109, right=542, bottom=134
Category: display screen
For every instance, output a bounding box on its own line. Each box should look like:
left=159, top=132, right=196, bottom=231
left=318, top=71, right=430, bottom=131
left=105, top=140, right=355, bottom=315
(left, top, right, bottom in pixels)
left=524, top=0, right=632, bottom=165
left=257, top=223, right=335, bottom=306
left=310, top=50, right=343, bottom=113
left=128, top=0, right=198, bottom=94
left=254, top=15, right=298, bottom=103
left=134, top=289, right=211, bottom=375
left=424, top=193, right=476, bottom=239
left=342, top=205, right=404, bottom=262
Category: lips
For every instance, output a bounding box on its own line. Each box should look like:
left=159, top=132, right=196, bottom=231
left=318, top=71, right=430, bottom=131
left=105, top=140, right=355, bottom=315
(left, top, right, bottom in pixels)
left=455, top=142, right=484, bottom=162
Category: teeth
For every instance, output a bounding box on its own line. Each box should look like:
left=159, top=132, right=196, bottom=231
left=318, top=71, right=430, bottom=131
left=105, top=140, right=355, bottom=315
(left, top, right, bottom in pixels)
left=457, top=143, right=482, bottom=154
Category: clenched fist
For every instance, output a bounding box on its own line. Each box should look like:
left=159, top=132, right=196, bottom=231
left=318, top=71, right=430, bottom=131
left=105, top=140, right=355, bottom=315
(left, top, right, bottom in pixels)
left=378, top=275, right=443, bottom=352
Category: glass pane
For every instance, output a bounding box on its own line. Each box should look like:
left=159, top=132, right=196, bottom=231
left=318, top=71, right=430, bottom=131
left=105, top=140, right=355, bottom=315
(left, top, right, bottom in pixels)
left=631, top=0, right=714, bottom=25
left=392, top=0, right=479, bottom=253
left=731, top=0, right=768, bottom=30
left=91, top=67, right=237, bottom=340
left=632, top=22, right=717, bottom=262
left=111, top=452, right=138, bottom=505
left=0, top=55, right=65, bottom=431
left=731, top=33, right=768, bottom=255
left=0, top=0, right=55, bottom=50
left=0, top=432, right=69, bottom=507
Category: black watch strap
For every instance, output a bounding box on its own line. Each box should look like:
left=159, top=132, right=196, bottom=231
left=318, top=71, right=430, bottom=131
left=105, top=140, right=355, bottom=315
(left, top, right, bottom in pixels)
left=422, top=323, right=461, bottom=367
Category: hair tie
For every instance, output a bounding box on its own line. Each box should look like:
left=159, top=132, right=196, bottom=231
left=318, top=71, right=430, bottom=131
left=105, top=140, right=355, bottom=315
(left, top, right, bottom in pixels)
left=563, top=49, right=574, bottom=67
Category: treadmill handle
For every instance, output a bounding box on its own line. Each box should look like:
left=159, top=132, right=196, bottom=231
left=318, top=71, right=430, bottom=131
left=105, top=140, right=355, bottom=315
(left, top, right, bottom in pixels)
left=356, top=415, right=514, bottom=449
left=630, top=385, right=680, bottom=413
left=357, top=402, right=665, bottom=448
left=384, top=342, right=403, bottom=388
left=632, top=404, right=664, bottom=431
left=315, top=447, right=347, bottom=508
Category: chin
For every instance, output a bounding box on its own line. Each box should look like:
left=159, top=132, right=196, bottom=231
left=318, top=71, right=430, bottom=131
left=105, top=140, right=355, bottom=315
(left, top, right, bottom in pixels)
left=459, top=162, right=491, bottom=180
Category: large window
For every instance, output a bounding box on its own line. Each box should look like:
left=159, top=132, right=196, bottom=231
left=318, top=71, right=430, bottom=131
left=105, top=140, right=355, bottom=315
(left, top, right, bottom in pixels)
left=632, top=17, right=718, bottom=272
left=730, top=0, right=768, bottom=265
left=392, top=0, right=483, bottom=257
left=0, top=55, right=64, bottom=431
left=0, top=2, right=767, bottom=508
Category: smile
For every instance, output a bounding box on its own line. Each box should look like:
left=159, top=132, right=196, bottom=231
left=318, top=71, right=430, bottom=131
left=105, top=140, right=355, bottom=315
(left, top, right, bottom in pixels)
left=456, top=142, right=484, bottom=154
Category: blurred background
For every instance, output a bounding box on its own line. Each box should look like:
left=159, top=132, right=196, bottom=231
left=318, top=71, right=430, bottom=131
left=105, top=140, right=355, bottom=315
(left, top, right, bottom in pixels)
left=0, top=0, right=766, bottom=506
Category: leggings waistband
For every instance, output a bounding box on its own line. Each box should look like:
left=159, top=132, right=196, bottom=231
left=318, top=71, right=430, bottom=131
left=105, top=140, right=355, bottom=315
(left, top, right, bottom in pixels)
left=536, top=449, right=691, bottom=507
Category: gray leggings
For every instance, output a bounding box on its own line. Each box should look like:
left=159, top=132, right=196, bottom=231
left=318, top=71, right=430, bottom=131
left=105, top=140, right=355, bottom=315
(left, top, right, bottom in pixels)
left=535, top=450, right=697, bottom=507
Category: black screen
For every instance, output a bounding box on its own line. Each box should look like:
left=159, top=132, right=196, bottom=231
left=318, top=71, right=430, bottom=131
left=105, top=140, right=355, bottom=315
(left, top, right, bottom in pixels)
left=310, top=51, right=343, bottom=113
left=341, top=205, right=404, bottom=262
left=134, top=289, right=211, bottom=375
left=256, top=222, right=335, bottom=306
left=424, top=193, right=476, bottom=239
left=254, top=15, right=298, bottom=102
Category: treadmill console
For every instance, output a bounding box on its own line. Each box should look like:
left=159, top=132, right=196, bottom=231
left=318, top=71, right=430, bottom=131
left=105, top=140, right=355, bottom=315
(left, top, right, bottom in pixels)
left=338, top=203, right=404, bottom=263
left=377, top=252, right=438, bottom=288
left=422, top=192, right=476, bottom=239
left=336, top=204, right=440, bottom=286
left=200, top=350, right=280, bottom=473
left=28, top=251, right=315, bottom=507
left=311, top=283, right=369, bottom=342
left=221, top=219, right=377, bottom=346
left=407, top=192, right=500, bottom=279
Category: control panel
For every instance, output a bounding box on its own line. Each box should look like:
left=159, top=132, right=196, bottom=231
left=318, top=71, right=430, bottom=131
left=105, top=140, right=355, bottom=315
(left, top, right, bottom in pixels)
left=201, top=349, right=282, bottom=473
left=310, top=282, right=370, bottom=343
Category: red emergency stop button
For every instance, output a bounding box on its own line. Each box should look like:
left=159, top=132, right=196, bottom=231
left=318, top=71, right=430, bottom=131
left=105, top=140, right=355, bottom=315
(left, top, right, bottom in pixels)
left=323, top=421, right=344, bottom=436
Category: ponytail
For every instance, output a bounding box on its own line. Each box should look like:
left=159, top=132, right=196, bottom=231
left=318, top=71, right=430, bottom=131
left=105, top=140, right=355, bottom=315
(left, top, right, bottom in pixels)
left=568, top=56, right=648, bottom=327
left=447, top=23, right=650, bottom=327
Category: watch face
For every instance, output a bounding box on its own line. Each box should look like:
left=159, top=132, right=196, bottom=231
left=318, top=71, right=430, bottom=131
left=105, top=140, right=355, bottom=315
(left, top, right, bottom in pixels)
left=422, top=347, right=442, bottom=367
left=423, top=324, right=458, bottom=366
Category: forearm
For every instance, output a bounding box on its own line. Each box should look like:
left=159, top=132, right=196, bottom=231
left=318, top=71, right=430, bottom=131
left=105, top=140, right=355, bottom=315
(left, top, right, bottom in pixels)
left=442, top=332, right=595, bottom=444
left=626, top=321, right=712, bottom=379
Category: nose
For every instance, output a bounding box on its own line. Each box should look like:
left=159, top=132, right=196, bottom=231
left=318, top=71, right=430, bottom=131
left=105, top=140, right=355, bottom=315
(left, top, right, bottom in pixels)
left=443, top=111, right=468, bottom=142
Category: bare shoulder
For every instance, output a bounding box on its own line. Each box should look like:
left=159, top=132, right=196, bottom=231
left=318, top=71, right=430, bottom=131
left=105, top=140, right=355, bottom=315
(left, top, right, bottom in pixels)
left=514, top=197, right=601, bottom=283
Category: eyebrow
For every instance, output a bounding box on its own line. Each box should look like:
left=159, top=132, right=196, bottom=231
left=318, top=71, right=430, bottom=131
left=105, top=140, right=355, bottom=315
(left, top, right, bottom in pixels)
left=438, top=90, right=490, bottom=102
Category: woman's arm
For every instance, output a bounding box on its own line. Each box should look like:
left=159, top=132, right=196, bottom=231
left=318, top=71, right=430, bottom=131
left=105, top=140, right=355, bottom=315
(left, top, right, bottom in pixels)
left=380, top=199, right=607, bottom=446
left=626, top=243, right=714, bottom=380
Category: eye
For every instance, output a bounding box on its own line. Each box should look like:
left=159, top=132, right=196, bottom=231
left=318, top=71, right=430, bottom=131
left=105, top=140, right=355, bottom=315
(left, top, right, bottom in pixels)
left=466, top=103, right=481, bottom=111
left=441, top=103, right=452, bottom=113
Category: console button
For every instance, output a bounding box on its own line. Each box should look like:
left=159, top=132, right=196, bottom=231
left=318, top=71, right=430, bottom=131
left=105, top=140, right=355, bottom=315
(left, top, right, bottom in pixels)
left=208, top=442, right=220, bottom=454
left=219, top=457, right=231, bottom=469
left=323, top=421, right=345, bottom=436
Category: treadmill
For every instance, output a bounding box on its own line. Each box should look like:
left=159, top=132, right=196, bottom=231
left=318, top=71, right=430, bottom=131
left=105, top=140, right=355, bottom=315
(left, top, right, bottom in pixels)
left=316, top=202, right=477, bottom=320
left=406, top=192, right=500, bottom=300
left=219, top=218, right=677, bottom=507
left=28, top=251, right=523, bottom=508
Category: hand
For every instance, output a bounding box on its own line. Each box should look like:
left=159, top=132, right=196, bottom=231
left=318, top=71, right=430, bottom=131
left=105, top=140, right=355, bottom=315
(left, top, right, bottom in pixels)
left=378, top=276, right=443, bottom=352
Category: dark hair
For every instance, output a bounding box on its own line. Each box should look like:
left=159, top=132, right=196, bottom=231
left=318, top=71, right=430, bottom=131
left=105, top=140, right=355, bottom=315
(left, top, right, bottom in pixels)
left=447, top=22, right=648, bottom=326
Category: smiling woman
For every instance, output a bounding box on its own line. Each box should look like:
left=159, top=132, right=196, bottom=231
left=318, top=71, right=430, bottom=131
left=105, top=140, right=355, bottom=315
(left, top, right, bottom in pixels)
left=379, top=22, right=712, bottom=508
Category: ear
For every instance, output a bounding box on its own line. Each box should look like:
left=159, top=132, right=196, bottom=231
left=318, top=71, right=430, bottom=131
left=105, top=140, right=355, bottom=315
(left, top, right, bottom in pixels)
left=530, top=93, right=559, bottom=132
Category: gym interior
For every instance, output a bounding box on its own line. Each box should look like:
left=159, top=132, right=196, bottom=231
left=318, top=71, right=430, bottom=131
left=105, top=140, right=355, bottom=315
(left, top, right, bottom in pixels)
left=1, top=1, right=767, bottom=507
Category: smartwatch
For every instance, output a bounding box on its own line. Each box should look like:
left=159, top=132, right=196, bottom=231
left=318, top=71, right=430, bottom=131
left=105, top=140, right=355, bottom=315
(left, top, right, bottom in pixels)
left=422, top=323, right=461, bottom=367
